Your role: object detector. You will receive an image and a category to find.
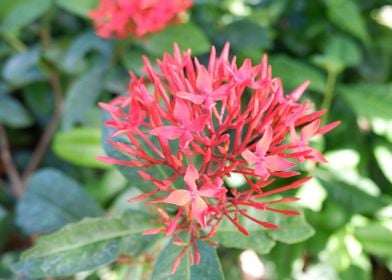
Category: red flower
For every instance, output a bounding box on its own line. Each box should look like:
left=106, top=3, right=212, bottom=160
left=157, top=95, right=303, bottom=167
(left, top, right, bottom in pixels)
left=89, top=0, right=192, bottom=38
left=100, top=43, right=340, bottom=272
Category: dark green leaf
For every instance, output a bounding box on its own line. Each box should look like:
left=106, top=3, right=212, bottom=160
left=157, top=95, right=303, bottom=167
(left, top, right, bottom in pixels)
left=62, top=66, right=106, bottom=130
left=340, top=83, right=392, bottom=120
left=2, top=0, right=53, bottom=33
left=52, top=127, right=109, bottom=168
left=2, top=48, right=45, bottom=86
left=220, top=19, right=271, bottom=53
left=16, top=168, right=103, bottom=234
left=0, top=95, right=33, bottom=128
left=326, top=0, right=369, bottom=42
left=152, top=239, right=224, bottom=280
left=14, top=210, right=157, bottom=278
left=269, top=55, right=326, bottom=92
left=143, top=22, right=210, bottom=56
left=56, top=0, right=98, bottom=18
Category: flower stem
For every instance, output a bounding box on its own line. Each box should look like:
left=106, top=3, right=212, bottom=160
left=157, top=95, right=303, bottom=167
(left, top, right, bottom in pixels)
left=321, top=70, right=338, bottom=125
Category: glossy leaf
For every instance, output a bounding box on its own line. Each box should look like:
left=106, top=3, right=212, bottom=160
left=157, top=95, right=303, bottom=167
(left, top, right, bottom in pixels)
left=16, top=168, right=103, bottom=234
left=52, top=127, right=109, bottom=169
left=13, top=210, right=157, bottom=278
left=152, top=239, right=224, bottom=280
left=143, top=22, right=210, bottom=56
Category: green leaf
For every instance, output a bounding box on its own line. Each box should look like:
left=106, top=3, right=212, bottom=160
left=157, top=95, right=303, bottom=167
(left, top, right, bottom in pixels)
left=143, top=22, right=210, bottom=56
left=316, top=173, right=388, bottom=215
left=354, top=222, right=392, bottom=258
left=326, top=0, right=369, bottom=42
left=214, top=205, right=314, bottom=253
left=16, top=168, right=103, bottom=234
left=102, top=111, right=157, bottom=192
left=62, top=32, right=112, bottom=73
left=312, top=36, right=362, bottom=73
left=152, top=239, right=224, bottom=280
left=2, top=0, right=53, bottom=33
left=269, top=55, right=326, bottom=92
left=62, top=66, right=106, bottom=130
left=2, top=48, right=45, bottom=86
left=56, top=0, right=98, bottom=18
left=213, top=217, right=276, bottom=255
left=220, top=19, right=271, bottom=52
left=262, top=208, right=315, bottom=244
left=340, top=83, right=392, bottom=120
left=53, top=127, right=109, bottom=169
left=0, top=95, right=33, bottom=128
left=14, top=210, right=157, bottom=278
left=0, top=0, right=25, bottom=20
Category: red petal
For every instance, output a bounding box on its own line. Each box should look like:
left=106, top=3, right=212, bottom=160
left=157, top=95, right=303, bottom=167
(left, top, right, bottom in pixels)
left=319, top=121, right=341, bottom=135
left=265, top=155, right=295, bottom=171
left=256, top=126, right=272, bottom=156
left=241, top=149, right=259, bottom=164
left=196, top=65, right=213, bottom=93
left=191, top=196, right=208, bottom=228
left=184, top=165, right=199, bottom=191
left=164, top=190, right=191, bottom=206
left=177, top=91, right=206, bottom=104
left=150, top=126, right=183, bottom=140
left=301, top=119, right=320, bottom=140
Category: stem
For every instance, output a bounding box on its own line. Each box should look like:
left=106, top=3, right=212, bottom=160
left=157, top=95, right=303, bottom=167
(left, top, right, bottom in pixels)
left=22, top=7, right=63, bottom=183
left=321, top=70, right=338, bottom=125
left=0, top=124, right=24, bottom=197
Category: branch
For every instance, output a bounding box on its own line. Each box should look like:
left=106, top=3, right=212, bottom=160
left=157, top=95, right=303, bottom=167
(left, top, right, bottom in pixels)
left=22, top=70, right=63, bottom=182
left=0, top=124, right=24, bottom=197
left=22, top=9, right=64, bottom=183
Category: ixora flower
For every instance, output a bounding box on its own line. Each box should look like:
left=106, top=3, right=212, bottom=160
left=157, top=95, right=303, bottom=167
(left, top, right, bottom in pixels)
left=99, top=43, right=340, bottom=273
left=89, top=0, right=192, bottom=38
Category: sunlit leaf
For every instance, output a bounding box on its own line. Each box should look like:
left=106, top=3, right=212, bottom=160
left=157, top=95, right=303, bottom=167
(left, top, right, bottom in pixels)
left=53, top=127, right=108, bottom=168
left=13, top=210, right=157, bottom=278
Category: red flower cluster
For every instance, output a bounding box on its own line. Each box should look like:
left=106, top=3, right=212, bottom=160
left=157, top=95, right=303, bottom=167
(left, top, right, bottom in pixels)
left=99, top=43, right=339, bottom=273
left=89, top=0, right=192, bottom=38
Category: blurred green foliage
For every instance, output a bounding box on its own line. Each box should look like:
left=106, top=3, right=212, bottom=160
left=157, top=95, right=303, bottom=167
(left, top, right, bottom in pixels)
left=0, top=0, right=392, bottom=279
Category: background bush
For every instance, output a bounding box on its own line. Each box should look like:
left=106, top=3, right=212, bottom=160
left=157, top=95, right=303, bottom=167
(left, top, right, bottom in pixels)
left=0, top=0, right=391, bottom=279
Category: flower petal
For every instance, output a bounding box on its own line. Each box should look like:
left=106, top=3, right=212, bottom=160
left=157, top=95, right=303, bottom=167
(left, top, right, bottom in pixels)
left=191, top=196, right=208, bottom=228
left=256, top=126, right=272, bottom=156
left=241, top=149, right=259, bottom=164
left=177, top=91, right=206, bottom=104
left=184, top=164, right=199, bottom=191
left=150, top=126, right=183, bottom=140
left=265, top=155, right=295, bottom=171
left=163, top=190, right=191, bottom=206
left=196, top=65, right=213, bottom=93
